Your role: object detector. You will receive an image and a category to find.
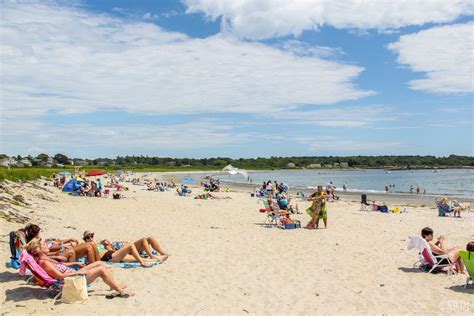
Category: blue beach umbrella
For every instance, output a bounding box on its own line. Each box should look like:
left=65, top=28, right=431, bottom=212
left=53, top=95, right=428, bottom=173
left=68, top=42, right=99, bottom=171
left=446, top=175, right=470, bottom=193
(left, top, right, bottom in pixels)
left=182, top=177, right=196, bottom=184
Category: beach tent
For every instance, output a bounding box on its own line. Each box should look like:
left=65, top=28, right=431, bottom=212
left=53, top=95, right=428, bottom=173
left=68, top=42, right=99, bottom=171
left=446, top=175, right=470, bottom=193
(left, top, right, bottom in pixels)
left=222, top=164, right=249, bottom=181
left=85, top=169, right=107, bottom=177
left=58, top=171, right=71, bottom=176
left=182, top=177, right=196, bottom=184
left=62, top=178, right=83, bottom=193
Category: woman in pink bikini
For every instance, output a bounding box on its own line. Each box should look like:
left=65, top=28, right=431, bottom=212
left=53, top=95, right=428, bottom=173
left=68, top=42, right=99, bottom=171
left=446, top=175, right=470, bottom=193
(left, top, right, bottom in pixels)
left=26, top=238, right=134, bottom=298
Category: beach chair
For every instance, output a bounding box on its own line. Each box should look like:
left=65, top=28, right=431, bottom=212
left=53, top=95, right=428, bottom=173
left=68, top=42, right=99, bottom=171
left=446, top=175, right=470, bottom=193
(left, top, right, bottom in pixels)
left=459, top=251, right=474, bottom=288
left=104, top=189, right=110, bottom=197
left=261, top=200, right=288, bottom=226
left=18, top=250, right=63, bottom=296
left=407, top=236, right=454, bottom=274
left=436, top=201, right=452, bottom=217
left=360, top=194, right=373, bottom=211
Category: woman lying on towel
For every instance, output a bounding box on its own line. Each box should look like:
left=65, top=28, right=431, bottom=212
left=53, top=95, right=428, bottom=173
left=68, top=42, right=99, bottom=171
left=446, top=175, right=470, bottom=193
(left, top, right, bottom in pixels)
left=194, top=193, right=231, bottom=200
left=26, top=238, right=134, bottom=298
left=83, top=231, right=169, bottom=267
left=25, top=224, right=99, bottom=263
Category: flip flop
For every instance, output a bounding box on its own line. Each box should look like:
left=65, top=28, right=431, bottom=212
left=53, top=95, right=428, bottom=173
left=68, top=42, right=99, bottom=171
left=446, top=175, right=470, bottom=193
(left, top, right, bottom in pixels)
left=106, top=292, right=133, bottom=299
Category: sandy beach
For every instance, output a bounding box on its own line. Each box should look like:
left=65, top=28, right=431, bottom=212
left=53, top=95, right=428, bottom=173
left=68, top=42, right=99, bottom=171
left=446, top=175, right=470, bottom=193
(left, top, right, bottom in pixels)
left=1, top=178, right=473, bottom=315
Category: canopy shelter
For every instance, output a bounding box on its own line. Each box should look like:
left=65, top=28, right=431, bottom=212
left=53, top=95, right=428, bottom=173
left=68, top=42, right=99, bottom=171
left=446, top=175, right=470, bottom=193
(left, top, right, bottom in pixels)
left=85, top=169, right=107, bottom=177
left=58, top=171, right=71, bottom=176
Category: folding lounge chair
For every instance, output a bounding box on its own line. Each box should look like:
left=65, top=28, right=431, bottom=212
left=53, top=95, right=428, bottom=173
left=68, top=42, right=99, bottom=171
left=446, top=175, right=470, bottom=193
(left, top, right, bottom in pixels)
left=459, top=251, right=474, bottom=288
left=261, top=200, right=288, bottom=226
left=407, top=236, right=455, bottom=274
left=19, top=250, right=63, bottom=297
left=436, top=201, right=452, bottom=217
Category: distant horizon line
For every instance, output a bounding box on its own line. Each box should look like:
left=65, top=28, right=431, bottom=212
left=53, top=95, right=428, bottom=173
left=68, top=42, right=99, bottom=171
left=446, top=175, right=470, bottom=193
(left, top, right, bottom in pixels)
left=2, top=153, right=473, bottom=160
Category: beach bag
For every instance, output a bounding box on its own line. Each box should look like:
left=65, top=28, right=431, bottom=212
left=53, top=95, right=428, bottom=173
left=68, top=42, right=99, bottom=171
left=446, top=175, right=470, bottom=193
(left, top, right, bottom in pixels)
left=61, top=275, right=88, bottom=304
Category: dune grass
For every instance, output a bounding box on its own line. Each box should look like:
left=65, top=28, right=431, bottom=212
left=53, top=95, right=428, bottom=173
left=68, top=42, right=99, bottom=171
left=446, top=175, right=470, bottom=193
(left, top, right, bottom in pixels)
left=0, top=165, right=220, bottom=182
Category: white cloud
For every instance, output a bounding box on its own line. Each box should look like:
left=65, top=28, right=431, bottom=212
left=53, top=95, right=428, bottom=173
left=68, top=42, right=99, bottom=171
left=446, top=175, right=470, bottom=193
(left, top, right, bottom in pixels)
left=143, top=12, right=159, bottom=20
left=388, top=22, right=474, bottom=93
left=303, top=138, right=402, bottom=152
left=0, top=0, right=372, bottom=126
left=0, top=118, right=258, bottom=157
left=268, top=105, right=398, bottom=127
left=183, top=0, right=473, bottom=39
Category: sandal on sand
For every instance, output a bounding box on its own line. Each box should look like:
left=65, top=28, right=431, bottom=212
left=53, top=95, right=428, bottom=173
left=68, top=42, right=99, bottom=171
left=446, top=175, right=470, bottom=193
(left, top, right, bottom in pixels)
left=106, top=291, right=134, bottom=299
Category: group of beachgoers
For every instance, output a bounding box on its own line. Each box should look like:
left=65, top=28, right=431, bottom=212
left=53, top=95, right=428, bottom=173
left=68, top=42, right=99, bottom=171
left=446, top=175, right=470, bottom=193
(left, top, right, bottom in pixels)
left=436, top=197, right=471, bottom=217
left=146, top=181, right=176, bottom=192
left=15, top=224, right=170, bottom=298
left=77, top=178, right=104, bottom=197
left=257, top=180, right=289, bottom=197
left=201, top=178, right=221, bottom=192
left=262, top=184, right=330, bottom=229
left=420, top=226, right=473, bottom=275
left=52, top=175, right=67, bottom=189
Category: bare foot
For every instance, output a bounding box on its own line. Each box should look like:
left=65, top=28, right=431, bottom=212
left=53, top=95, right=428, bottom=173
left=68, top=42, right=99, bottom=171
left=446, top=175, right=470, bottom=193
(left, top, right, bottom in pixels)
left=141, top=262, right=153, bottom=267
left=154, top=255, right=169, bottom=263
left=110, top=284, right=127, bottom=291
left=151, top=253, right=170, bottom=260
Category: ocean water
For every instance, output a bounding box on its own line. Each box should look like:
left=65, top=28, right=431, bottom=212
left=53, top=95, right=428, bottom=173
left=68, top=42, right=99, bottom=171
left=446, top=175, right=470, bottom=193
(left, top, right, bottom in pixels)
left=218, top=169, right=474, bottom=198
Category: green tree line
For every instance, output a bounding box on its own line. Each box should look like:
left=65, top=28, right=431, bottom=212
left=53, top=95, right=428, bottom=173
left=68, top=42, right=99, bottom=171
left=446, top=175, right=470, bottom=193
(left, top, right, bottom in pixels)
left=2, top=153, right=473, bottom=169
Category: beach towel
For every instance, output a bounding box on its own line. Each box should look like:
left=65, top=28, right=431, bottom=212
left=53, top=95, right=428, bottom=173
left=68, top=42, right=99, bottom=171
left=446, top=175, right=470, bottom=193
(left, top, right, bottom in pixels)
left=106, top=261, right=162, bottom=269
left=9, top=230, right=27, bottom=269
left=407, top=236, right=425, bottom=251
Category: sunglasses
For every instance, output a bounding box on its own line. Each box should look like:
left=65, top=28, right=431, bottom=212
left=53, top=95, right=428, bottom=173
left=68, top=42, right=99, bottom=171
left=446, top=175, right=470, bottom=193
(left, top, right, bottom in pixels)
left=85, top=234, right=94, bottom=240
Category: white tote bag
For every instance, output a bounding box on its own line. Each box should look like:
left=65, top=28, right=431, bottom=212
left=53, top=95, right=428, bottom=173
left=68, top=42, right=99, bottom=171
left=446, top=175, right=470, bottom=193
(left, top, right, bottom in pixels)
left=61, top=275, right=88, bottom=304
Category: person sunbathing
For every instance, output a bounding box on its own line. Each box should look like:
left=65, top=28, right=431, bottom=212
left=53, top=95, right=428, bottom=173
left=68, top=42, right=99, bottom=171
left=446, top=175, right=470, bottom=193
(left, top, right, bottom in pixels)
left=25, top=224, right=100, bottom=263
left=26, top=238, right=133, bottom=298
left=83, top=231, right=169, bottom=267
left=421, top=227, right=464, bottom=273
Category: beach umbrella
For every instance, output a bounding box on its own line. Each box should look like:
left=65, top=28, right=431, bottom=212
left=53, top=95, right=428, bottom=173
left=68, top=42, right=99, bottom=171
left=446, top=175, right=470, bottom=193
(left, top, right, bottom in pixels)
left=182, top=177, right=196, bottom=184
left=222, top=164, right=249, bottom=181
left=58, top=171, right=72, bottom=176
left=85, top=169, right=107, bottom=177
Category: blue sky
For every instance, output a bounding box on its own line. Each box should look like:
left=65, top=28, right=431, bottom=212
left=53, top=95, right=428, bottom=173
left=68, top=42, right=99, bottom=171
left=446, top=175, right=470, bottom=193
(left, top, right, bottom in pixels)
left=1, top=0, right=473, bottom=158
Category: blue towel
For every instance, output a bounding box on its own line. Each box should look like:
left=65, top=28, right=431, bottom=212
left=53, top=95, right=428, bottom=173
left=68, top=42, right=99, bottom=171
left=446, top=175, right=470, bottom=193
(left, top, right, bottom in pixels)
left=106, top=261, right=162, bottom=268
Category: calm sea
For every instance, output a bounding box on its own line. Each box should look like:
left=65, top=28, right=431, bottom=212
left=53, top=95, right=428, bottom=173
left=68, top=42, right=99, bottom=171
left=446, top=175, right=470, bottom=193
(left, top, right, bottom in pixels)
left=218, top=169, right=474, bottom=198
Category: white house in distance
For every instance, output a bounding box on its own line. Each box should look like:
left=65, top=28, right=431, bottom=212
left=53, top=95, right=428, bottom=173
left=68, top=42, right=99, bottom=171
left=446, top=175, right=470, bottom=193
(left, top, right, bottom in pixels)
left=19, top=158, right=32, bottom=167
left=0, top=157, right=13, bottom=167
